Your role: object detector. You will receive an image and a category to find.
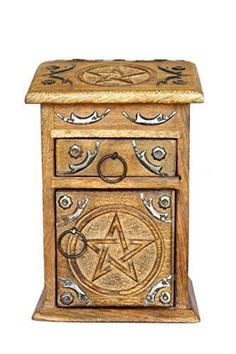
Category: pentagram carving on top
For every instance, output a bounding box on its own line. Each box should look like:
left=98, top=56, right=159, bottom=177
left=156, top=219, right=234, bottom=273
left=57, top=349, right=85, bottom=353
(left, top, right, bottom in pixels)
left=25, top=60, right=204, bottom=104
left=78, top=64, right=153, bottom=86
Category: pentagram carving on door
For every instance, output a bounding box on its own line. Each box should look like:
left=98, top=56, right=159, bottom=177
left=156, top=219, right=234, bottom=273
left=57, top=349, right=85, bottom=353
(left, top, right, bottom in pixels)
left=56, top=190, right=175, bottom=307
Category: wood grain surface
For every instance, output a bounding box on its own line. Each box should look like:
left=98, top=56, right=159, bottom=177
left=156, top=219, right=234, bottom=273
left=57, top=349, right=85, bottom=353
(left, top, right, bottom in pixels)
left=25, top=60, right=204, bottom=104
left=27, top=59, right=203, bottom=321
left=56, top=190, right=175, bottom=307
left=55, top=138, right=176, bottom=177
left=51, top=176, right=180, bottom=190
left=175, top=105, right=190, bottom=307
left=32, top=279, right=200, bottom=322
left=53, top=103, right=179, bottom=132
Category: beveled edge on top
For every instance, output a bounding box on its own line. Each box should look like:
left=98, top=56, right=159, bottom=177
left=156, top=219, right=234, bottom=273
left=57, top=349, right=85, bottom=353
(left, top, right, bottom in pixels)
left=25, top=59, right=204, bottom=104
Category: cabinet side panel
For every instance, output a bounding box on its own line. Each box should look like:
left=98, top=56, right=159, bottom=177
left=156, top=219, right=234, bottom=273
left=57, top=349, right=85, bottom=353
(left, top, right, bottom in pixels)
left=41, top=104, right=56, bottom=305
left=175, top=104, right=190, bottom=307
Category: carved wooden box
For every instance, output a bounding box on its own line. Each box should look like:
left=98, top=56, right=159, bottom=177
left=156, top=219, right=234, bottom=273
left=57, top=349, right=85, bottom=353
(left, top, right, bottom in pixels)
left=25, top=59, right=204, bottom=322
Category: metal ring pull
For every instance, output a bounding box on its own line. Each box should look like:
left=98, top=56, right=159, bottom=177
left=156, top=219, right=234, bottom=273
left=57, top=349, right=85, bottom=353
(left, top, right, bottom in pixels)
left=97, top=152, right=127, bottom=183
left=57, top=227, right=87, bottom=259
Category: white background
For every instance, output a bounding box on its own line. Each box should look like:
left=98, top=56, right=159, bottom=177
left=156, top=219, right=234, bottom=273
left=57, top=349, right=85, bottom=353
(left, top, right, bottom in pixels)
left=1, top=0, right=235, bottom=353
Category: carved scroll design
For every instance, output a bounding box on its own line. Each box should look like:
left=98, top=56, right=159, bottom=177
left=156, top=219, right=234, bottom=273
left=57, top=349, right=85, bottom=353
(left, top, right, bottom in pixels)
left=57, top=196, right=89, bottom=228
left=132, top=140, right=166, bottom=176
left=41, top=64, right=76, bottom=87
left=61, top=278, right=89, bottom=304
left=57, top=108, right=111, bottom=125
left=157, top=65, right=188, bottom=86
left=58, top=142, right=99, bottom=176
left=145, top=275, right=171, bottom=304
left=140, top=192, right=171, bottom=223
left=123, top=111, right=176, bottom=125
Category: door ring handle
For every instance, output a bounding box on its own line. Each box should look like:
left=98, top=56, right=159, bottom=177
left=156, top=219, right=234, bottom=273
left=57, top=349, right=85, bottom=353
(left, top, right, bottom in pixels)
left=57, top=227, right=87, bottom=259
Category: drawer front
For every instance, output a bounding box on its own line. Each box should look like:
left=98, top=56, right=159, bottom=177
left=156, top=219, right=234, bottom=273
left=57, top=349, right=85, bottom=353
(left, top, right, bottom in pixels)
left=55, top=138, right=176, bottom=178
left=56, top=190, right=175, bottom=307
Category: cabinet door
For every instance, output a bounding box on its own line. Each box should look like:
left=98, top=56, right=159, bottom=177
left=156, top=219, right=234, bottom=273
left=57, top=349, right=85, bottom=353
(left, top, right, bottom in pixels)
left=56, top=190, right=175, bottom=307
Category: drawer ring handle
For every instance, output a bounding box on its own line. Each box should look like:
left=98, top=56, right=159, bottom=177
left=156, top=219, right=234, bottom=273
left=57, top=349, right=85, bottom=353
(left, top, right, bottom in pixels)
left=57, top=227, right=87, bottom=259
left=97, top=152, right=127, bottom=183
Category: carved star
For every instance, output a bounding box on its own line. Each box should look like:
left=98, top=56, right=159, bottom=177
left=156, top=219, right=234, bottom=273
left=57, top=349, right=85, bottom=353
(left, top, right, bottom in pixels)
left=87, top=213, right=154, bottom=282
left=87, top=67, right=147, bottom=84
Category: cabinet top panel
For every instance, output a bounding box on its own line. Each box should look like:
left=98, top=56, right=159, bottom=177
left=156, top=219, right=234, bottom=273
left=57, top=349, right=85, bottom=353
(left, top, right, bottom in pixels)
left=25, top=59, right=204, bottom=104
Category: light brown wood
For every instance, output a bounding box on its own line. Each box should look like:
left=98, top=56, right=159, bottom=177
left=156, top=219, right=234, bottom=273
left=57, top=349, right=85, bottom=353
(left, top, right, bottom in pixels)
left=51, top=103, right=180, bottom=138
left=51, top=176, right=181, bottom=189
left=32, top=278, right=200, bottom=322
left=41, top=105, right=56, bottom=305
left=56, top=190, right=175, bottom=307
left=26, top=59, right=203, bottom=322
left=25, top=60, right=204, bottom=104
left=175, top=104, right=190, bottom=307
left=53, top=103, right=179, bottom=131
left=52, top=129, right=180, bottom=139
left=36, top=103, right=198, bottom=320
left=55, top=138, right=176, bottom=177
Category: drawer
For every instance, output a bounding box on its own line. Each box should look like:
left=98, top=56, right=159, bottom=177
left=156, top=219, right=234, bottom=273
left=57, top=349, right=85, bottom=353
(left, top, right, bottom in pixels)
left=56, top=189, right=175, bottom=307
left=55, top=138, right=176, bottom=179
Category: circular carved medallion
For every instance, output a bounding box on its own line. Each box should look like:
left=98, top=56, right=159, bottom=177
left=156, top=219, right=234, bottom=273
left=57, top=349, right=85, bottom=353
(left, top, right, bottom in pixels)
left=78, top=64, right=153, bottom=86
left=68, top=205, right=164, bottom=295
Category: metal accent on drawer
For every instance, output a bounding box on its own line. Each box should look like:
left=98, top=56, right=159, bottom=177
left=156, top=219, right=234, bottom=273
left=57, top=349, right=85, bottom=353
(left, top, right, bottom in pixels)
left=69, top=144, right=83, bottom=159
left=59, top=142, right=99, bottom=176
left=57, top=227, right=87, bottom=259
left=97, top=152, right=127, bottom=183
left=132, top=140, right=166, bottom=176
left=140, top=192, right=171, bottom=223
left=145, top=275, right=171, bottom=304
left=123, top=111, right=175, bottom=125
left=57, top=108, right=111, bottom=125
left=152, top=146, right=167, bottom=161
left=58, top=195, right=89, bottom=228
left=61, top=278, right=89, bottom=304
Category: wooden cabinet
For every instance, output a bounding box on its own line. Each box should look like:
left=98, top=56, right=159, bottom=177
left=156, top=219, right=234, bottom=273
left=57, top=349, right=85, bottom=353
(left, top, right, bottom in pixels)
left=25, top=59, right=204, bottom=322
